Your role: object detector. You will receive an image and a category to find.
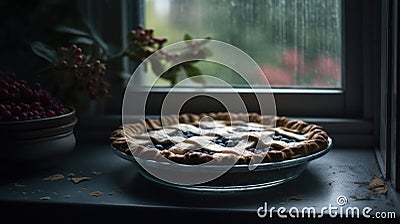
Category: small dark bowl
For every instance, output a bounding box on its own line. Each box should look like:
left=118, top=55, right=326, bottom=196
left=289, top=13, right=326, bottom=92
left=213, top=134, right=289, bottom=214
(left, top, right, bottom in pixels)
left=0, top=108, right=77, bottom=172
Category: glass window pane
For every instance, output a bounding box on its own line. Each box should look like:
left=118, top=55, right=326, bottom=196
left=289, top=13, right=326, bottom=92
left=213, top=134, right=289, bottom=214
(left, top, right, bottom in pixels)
left=145, top=0, right=342, bottom=88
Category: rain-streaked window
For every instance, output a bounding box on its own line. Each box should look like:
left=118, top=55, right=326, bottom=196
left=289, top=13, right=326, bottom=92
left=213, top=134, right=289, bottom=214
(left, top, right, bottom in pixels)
left=145, top=0, right=342, bottom=88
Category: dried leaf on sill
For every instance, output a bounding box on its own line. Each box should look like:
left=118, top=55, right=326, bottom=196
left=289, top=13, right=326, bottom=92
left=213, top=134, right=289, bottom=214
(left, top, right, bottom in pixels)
left=89, top=191, right=102, bottom=197
left=43, top=174, right=65, bottom=181
left=288, top=195, right=302, bottom=201
left=281, top=195, right=303, bottom=203
left=70, top=177, right=92, bottom=184
left=40, top=196, right=51, bottom=200
left=368, top=175, right=388, bottom=195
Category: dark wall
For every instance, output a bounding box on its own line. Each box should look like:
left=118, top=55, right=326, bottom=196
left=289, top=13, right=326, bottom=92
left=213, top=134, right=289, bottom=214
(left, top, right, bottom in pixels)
left=0, top=0, right=79, bottom=81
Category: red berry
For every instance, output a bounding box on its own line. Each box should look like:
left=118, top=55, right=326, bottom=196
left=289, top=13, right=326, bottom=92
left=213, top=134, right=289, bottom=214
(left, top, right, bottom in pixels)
left=76, top=55, right=84, bottom=64
left=2, top=110, right=11, bottom=119
left=70, top=44, right=78, bottom=51
left=19, top=112, right=28, bottom=120
left=8, top=84, right=18, bottom=93
left=74, top=48, right=82, bottom=55
left=1, top=73, right=69, bottom=121
left=0, top=104, right=5, bottom=113
left=22, top=88, right=33, bottom=99
left=71, top=64, right=78, bottom=71
left=145, top=29, right=154, bottom=36
left=40, top=93, right=51, bottom=105
left=21, top=103, right=30, bottom=111
left=60, top=60, right=68, bottom=68
left=46, top=110, right=56, bottom=117
left=11, top=105, right=21, bottom=114
left=0, top=89, right=9, bottom=99
left=139, top=31, right=146, bottom=37
left=30, top=102, right=41, bottom=110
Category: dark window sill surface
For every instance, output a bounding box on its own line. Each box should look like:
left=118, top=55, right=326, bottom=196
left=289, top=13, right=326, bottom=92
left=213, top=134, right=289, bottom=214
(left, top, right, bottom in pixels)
left=0, top=134, right=398, bottom=222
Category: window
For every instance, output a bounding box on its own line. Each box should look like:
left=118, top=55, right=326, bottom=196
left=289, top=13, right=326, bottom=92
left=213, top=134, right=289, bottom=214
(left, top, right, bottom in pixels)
left=128, top=0, right=369, bottom=119
left=145, top=0, right=342, bottom=89
left=131, top=0, right=400, bottom=191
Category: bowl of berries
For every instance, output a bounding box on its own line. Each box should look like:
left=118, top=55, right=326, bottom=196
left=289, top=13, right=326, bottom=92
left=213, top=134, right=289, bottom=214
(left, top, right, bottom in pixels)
left=0, top=72, right=77, bottom=171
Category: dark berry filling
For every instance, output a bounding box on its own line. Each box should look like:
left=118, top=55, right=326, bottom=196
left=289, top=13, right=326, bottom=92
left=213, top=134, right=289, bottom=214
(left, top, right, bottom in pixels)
left=246, top=146, right=280, bottom=154
left=272, top=134, right=297, bottom=143
left=211, top=137, right=239, bottom=147
left=235, top=129, right=261, bottom=132
left=183, top=131, right=200, bottom=138
left=187, top=148, right=215, bottom=155
left=147, top=142, right=175, bottom=150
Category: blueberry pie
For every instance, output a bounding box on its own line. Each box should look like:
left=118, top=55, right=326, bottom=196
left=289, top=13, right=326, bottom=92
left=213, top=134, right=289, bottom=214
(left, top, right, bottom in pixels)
left=110, top=113, right=330, bottom=165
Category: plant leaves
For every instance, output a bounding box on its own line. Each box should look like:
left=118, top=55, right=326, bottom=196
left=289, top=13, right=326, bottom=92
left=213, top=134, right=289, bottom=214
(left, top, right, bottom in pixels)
left=83, top=20, right=109, bottom=55
left=183, top=33, right=193, bottom=41
left=54, top=25, right=90, bottom=36
left=150, top=58, right=165, bottom=75
left=202, top=47, right=213, bottom=57
left=162, top=65, right=180, bottom=80
left=31, top=41, right=58, bottom=65
left=182, top=64, right=205, bottom=84
left=69, top=36, right=94, bottom=45
left=107, top=44, right=122, bottom=57
left=182, top=63, right=202, bottom=77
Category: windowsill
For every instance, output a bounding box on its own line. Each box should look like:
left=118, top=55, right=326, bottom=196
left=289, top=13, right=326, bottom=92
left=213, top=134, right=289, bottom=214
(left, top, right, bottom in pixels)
left=121, top=87, right=357, bottom=117
left=129, top=87, right=343, bottom=94
left=0, top=133, right=397, bottom=222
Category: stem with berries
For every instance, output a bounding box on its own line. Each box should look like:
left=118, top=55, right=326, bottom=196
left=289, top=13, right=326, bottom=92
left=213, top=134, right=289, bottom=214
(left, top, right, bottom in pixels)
left=54, top=44, right=110, bottom=100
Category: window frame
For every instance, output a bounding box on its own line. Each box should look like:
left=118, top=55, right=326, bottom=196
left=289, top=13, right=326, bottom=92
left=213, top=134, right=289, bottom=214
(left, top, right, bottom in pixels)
left=121, top=0, right=369, bottom=119
left=101, top=0, right=376, bottom=150
left=78, top=0, right=377, bottom=147
left=377, top=0, right=399, bottom=190
left=76, top=0, right=398, bottom=193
